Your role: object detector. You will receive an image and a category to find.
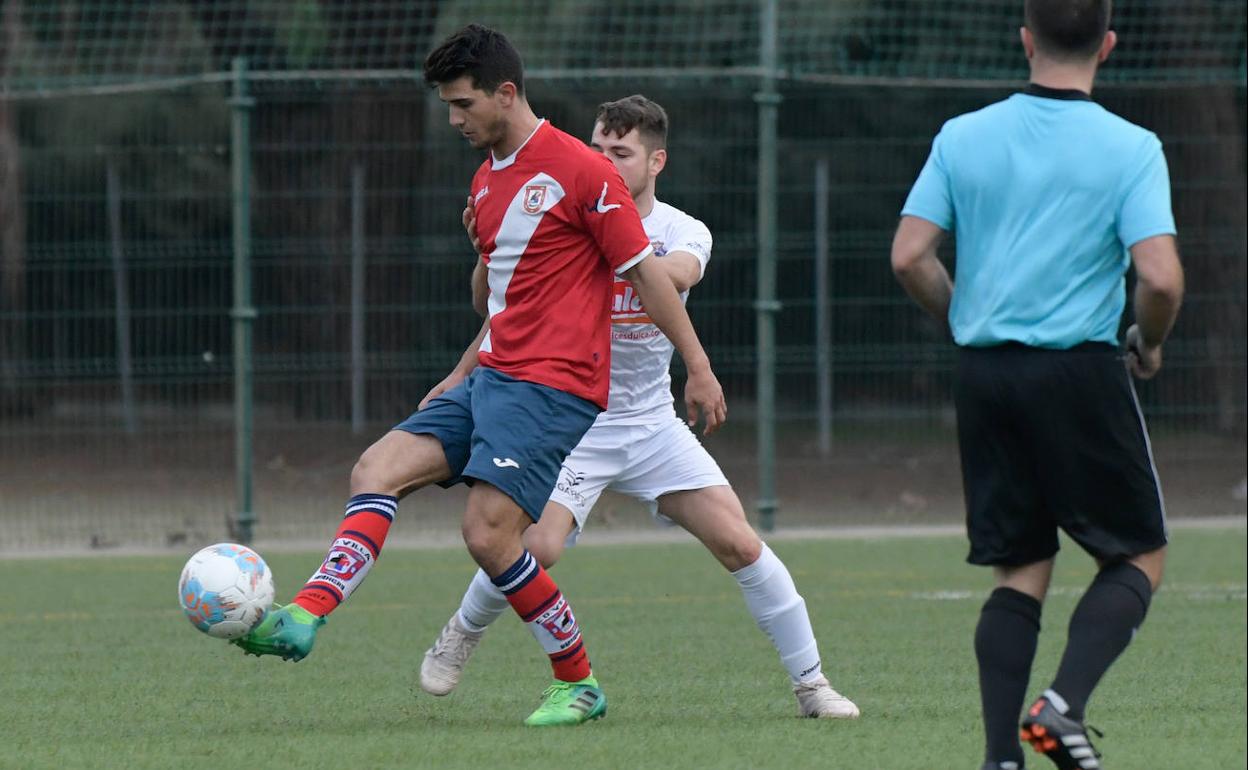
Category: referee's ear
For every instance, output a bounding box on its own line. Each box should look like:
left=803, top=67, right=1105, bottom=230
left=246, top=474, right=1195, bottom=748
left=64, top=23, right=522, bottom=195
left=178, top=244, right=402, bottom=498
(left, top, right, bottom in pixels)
left=1020, top=27, right=1036, bottom=61
left=1096, top=30, right=1118, bottom=64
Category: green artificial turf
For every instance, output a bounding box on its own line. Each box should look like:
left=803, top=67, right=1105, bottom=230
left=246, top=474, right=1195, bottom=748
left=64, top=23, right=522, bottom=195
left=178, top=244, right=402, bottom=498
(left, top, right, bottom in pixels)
left=3, top=528, right=1244, bottom=769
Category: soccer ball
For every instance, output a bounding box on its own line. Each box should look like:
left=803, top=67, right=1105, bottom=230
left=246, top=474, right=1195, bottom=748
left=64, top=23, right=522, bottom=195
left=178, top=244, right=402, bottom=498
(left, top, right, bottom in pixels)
left=178, top=543, right=275, bottom=640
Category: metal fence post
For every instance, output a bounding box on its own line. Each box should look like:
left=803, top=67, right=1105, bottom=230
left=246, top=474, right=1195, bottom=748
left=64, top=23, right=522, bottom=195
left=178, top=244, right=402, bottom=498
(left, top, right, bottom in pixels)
left=754, top=0, right=782, bottom=532
left=105, top=157, right=137, bottom=434
left=815, top=158, right=832, bottom=456
left=230, top=57, right=257, bottom=544
left=350, top=162, right=366, bottom=435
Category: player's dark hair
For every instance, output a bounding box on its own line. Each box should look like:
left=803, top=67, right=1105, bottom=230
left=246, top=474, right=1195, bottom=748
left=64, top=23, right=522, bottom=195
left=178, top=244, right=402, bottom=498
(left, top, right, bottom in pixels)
left=595, top=95, right=668, bottom=151
left=1025, top=0, right=1112, bottom=60
left=422, top=23, right=525, bottom=95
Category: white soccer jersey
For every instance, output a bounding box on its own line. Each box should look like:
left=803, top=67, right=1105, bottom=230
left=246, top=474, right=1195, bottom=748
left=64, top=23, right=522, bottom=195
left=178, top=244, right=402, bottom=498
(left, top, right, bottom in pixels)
left=598, top=199, right=712, bottom=426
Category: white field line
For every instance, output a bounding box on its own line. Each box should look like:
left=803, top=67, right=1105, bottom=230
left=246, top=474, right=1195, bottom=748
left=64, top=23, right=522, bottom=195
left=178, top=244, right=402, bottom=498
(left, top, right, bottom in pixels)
left=4, top=515, right=1243, bottom=560
left=2, top=583, right=1242, bottom=627
left=912, top=583, right=1247, bottom=602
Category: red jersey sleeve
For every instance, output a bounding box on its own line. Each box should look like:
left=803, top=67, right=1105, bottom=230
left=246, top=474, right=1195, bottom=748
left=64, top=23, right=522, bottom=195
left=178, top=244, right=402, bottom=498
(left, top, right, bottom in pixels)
left=576, top=155, right=653, bottom=273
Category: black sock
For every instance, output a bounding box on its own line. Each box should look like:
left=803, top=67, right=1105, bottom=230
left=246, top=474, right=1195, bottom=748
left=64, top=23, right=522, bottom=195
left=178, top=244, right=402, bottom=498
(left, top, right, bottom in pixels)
left=976, top=587, right=1042, bottom=765
left=1049, top=561, right=1153, bottom=721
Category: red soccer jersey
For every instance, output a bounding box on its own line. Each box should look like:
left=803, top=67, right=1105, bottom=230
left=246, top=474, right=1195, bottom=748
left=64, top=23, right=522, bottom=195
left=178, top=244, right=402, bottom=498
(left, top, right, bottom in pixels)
left=470, top=120, right=653, bottom=408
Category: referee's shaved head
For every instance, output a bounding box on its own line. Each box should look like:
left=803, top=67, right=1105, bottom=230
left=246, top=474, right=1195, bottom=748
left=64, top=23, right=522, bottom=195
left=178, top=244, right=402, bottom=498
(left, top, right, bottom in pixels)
left=1025, top=0, right=1111, bottom=60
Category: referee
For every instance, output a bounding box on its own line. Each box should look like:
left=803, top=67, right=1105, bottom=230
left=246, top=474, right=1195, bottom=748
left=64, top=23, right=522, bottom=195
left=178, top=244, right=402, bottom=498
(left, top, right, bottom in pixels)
left=891, top=2, right=1184, bottom=769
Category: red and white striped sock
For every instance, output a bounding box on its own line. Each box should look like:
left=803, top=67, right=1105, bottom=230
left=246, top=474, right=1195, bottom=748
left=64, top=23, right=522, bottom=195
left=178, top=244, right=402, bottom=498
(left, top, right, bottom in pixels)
left=292, top=494, right=396, bottom=617
left=492, top=550, right=591, bottom=682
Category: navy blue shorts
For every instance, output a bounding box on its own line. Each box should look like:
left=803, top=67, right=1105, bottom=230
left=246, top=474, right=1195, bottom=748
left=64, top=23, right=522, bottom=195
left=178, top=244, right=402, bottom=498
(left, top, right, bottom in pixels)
left=394, top=367, right=600, bottom=522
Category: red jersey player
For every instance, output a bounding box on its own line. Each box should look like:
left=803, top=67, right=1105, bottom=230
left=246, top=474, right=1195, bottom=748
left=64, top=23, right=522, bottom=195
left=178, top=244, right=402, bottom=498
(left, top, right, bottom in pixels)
left=233, top=24, right=726, bottom=728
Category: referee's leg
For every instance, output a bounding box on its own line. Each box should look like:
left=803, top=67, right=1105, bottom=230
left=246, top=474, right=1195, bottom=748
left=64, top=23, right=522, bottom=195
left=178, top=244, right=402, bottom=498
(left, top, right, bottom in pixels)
left=955, top=346, right=1055, bottom=768
left=976, top=558, right=1051, bottom=767
left=1040, top=544, right=1163, bottom=726
left=1118, top=544, right=1166, bottom=591
left=1035, top=348, right=1168, bottom=726
left=993, top=558, right=1055, bottom=602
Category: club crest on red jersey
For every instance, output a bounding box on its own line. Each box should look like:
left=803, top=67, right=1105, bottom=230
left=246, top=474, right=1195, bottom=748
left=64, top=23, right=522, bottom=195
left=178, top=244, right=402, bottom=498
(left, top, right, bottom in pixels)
left=522, top=184, right=547, bottom=214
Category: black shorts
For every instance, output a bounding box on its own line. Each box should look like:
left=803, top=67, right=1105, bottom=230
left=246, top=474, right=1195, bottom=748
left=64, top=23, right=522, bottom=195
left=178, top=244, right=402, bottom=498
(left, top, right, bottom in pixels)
left=955, top=342, right=1168, bottom=566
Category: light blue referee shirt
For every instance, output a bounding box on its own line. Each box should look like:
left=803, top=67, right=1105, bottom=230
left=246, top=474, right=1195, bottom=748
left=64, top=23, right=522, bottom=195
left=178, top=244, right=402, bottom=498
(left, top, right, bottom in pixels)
left=901, top=84, right=1177, bottom=348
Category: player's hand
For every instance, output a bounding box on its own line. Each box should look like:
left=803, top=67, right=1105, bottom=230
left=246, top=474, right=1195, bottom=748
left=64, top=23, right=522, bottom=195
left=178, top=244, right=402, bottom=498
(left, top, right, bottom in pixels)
left=419, top=369, right=469, bottom=410
left=684, top=366, right=727, bottom=435
left=1125, top=324, right=1162, bottom=380
left=462, top=195, right=482, bottom=255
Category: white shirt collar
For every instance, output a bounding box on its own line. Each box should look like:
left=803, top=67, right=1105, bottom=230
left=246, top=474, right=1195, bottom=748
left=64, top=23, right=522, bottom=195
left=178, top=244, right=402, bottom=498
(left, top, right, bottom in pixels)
left=491, top=119, right=546, bottom=171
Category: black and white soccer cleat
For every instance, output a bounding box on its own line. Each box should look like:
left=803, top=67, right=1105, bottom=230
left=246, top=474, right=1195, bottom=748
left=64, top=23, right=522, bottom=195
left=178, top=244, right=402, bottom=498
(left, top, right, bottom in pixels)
left=1020, top=694, right=1104, bottom=770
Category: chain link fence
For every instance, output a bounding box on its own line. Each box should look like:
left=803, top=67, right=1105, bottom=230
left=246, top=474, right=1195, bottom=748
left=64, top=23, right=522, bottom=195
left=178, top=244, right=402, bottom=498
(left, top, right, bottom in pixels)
left=1, top=1, right=1244, bottom=551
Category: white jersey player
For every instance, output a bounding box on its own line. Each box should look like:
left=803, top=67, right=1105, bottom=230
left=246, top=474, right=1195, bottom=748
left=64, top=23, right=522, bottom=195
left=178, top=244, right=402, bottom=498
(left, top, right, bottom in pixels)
left=418, top=95, right=859, bottom=719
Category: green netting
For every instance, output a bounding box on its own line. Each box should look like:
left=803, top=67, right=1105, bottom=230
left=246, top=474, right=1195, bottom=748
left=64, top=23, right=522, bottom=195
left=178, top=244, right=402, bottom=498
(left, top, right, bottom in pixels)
left=784, top=0, right=1248, bottom=83
left=2, top=0, right=1245, bottom=96
left=1, top=2, right=1245, bottom=550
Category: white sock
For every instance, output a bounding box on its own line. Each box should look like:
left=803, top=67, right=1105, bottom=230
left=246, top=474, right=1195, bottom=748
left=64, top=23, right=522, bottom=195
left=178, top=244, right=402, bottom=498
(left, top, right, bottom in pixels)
left=456, top=567, right=510, bottom=632
left=733, top=543, right=823, bottom=684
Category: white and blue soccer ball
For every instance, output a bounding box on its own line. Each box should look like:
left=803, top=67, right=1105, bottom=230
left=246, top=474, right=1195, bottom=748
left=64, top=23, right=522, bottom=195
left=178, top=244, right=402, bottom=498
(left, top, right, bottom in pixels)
left=178, top=543, right=275, bottom=640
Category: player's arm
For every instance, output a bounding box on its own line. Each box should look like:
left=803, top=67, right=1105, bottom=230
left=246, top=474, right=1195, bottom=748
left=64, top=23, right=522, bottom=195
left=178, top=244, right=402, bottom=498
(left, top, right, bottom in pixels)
left=422, top=196, right=489, bottom=410
left=891, top=215, right=952, bottom=328
left=662, top=217, right=712, bottom=293
left=419, top=319, right=488, bottom=409
left=659, top=251, right=703, bottom=293
left=621, top=257, right=726, bottom=433
left=1124, top=235, right=1184, bottom=379
left=471, top=256, right=488, bottom=318
left=462, top=196, right=489, bottom=318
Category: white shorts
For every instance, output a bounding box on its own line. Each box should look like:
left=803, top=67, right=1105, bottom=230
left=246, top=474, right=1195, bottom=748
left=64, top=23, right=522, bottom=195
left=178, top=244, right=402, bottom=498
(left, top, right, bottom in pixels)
left=548, top=415, right=730, bottom=546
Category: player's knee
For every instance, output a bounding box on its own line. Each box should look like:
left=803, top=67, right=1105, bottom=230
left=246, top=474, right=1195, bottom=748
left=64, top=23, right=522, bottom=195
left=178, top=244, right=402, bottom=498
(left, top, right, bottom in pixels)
left=524, top=527, right=565, bottom=569
left=714, top=527, right=763, bottom=572
left=460, top=516, right=503, bottom=565
left=461, top=496, right=528, bottom=570
left=349, top=452, right=385, bottom=494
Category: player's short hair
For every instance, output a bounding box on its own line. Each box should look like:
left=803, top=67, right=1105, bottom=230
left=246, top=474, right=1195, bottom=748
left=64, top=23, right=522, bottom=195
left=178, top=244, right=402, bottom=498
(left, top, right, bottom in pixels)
left=1025, top=0, right=1112, bottom=60
left=422, top=23, right=525, bottom=95
left=595, top=95, right=669, bottom=152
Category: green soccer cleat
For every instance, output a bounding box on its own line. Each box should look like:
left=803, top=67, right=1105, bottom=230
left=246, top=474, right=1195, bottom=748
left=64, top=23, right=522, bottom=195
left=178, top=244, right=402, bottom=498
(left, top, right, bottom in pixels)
left=523, top=676, right=607, bottom=727
left=232, top=603, right=325, bottom=662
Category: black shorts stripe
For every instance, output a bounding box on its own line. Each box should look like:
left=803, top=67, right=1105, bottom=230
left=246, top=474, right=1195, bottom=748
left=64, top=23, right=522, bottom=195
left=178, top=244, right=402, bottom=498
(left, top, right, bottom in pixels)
left=1125, top=369, right=1168, bottom=528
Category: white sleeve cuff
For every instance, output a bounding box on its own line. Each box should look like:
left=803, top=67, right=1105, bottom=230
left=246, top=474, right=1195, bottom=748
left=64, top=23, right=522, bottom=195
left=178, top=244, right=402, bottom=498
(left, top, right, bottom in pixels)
left=614, top=246, right=653, bottom=275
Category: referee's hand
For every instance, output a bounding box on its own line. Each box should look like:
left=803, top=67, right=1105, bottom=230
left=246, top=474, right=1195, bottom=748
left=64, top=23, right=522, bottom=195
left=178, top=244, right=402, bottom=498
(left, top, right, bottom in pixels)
left=1125, top=324, right=1162, bottom=380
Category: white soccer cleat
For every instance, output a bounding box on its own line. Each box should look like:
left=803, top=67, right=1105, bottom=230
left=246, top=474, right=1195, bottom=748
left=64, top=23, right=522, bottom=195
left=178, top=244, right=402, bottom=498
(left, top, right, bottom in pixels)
left=419, top=612, right=485, bottom=696
left=794, top=675, right=860, bottom=719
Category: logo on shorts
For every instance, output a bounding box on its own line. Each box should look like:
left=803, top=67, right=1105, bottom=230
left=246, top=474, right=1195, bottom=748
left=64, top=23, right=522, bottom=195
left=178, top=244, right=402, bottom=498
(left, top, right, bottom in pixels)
left=522, top=185, right=547, bottom=214
left=493, top=457, right=520, bottom=469
left=556, top=467, right=587, bottom=507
